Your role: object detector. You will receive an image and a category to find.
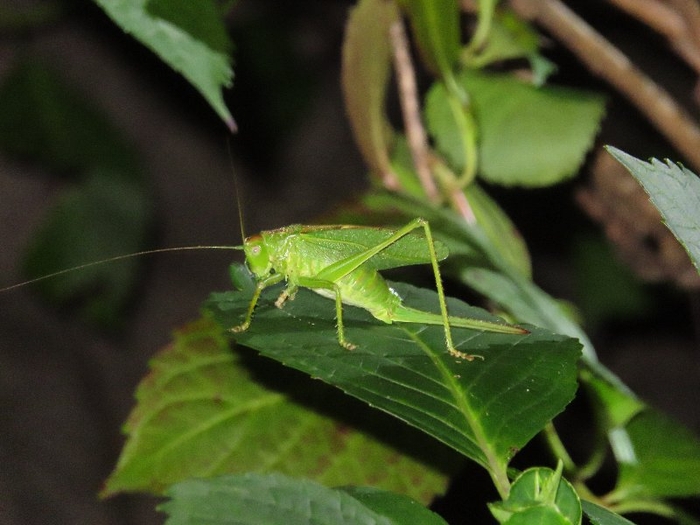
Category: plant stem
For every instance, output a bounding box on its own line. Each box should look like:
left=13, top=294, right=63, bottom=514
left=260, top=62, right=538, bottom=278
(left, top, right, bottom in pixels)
left=542, top=422, right=576, bottom=472
left=607, top=0, right=700, bottom=75
left=390, top=18, right=440, bottom=203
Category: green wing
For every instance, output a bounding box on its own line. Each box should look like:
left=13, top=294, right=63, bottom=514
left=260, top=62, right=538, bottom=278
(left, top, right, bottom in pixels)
left=299, top=226, right=449, bottom=271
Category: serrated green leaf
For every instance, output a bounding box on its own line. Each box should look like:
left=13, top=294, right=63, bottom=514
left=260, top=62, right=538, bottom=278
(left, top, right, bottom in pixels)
left=398, top=0, right=460, bottom=78
left=340, top=486, right=449, bottom=525
left=581, top=501, right=637, bottom=525
left=159, top=473, right=397, bottom=525
left=93, top=0, right=234, bottom=129
left=606, top=147, right=700, bottom=276
left=615, top=409, right=700, bottom=499
left=103, top=318, right=453, bottom=503
left=341, top=0, right=398, bottom=181
left=426, top=72, right=605, bottom=186
left=21, top=168, right=152, bottom=330
left=206, top=267, right=581, bottom=475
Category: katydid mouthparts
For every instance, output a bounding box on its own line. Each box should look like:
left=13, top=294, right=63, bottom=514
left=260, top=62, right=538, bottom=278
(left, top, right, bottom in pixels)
left=1, top=217, right=527, bottom=360
left=232, top=217, right=527, bottom=360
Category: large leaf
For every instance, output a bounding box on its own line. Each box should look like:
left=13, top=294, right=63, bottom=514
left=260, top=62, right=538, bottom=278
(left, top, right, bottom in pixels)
left=341, top=0, right=398, bottom=181
left=103, top=318, right=453, bottom=502
left=159, top=473, right=448, bottom=525
left=206, top=265, right=581, bottom=478
left=356, top=192, right=649, bottom=482
left=606, top=147, right=700, bottom=275
left=92, top=0, right=234, bottom=129
left=426, top=72, right=605, bottom=186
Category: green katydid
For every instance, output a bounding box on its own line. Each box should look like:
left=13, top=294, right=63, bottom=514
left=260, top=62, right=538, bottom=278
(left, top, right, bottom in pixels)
left=231, top=217, right=527, bottom=360
left=1, top=217, right=527, bottom=360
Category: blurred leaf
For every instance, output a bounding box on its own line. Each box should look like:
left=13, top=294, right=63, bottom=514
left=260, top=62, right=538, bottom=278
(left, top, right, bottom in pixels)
left=606, top=147, right=700, bottom=275
left=465, top=183, right=531, bottom=278
left=0, top=58, right=153, bottom=329
left=573, top=235, right=651, bottom=329
left=22, top=168, right=152, bottom=330
left=462, top=9, right=555, bottom=86
left=93, top=0, right=235, bottom=129
left=389, top=135, right=430, bottom=199
left=206, top=266, right=581, bottom=475
left=341, top=0, right=398, bottom=181
left=159, top=473, right=445, bottom=525
left=580, top=369, right=645, bottom=430
left=463, top=8, right=537, bottom=66
left=615, top=409, right=700, bottom=499
left=426, top=72, right=605, bottom=186
left=0, top=59, right=137, bottom=174
left=581, top=501, right=637, bottom=525
left=104, top=318, right=454, bottom=502
left=489, top=464, right=581, bottom=525
left=398, top=0, right=460, bottom=78
left=425, top=84, right=471, bottom=178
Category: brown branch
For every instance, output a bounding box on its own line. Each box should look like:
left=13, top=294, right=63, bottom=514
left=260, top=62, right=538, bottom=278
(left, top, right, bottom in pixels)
left=389, top=18, right=439, bottom=202
left=667, top=0, right=700, bottom=51
left=511, top=0, right=700, bottom=172
left=608, top=0, right=700, bottom=74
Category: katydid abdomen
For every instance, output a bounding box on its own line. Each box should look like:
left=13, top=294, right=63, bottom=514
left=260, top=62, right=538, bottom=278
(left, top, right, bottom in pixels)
left=313, top=259, right=520, bottom=335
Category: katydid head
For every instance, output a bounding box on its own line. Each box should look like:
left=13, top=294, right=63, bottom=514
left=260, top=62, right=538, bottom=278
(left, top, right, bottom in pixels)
left=242, top=235, right=272, bottom=278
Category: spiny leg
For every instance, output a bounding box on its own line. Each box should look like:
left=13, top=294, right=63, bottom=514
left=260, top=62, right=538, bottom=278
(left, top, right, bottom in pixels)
left=413, top=219, right=479, bottom=359
left=231, top=273, right=283, bottom=333
left=295, top=276, right=356, bottom=350
left=275, top=284, right=298, bottom=308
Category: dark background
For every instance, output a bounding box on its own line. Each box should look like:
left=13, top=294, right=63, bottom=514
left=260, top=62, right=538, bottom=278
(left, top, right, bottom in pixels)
left=0, top=1, right=698, bottom=523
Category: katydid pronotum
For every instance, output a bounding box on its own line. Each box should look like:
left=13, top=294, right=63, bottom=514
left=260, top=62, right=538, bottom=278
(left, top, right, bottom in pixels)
left=2, top=217, right=527, bottom=360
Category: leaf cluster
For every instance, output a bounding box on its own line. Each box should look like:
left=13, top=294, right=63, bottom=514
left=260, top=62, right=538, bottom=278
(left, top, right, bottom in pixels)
left=4, top=1, right=700, bottom=524
left=97, top=1, right=700, bottom=524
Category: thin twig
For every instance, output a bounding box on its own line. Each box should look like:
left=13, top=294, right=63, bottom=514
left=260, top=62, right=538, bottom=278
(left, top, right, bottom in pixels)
left=389, top=18, right=439, bottom=202
left=511, top=0, right=700, bottom=172
left=452, top=188, right=477, bottom=224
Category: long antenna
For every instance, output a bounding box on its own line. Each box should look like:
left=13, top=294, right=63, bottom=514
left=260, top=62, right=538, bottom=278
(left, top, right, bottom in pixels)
left=227, top=139, right=247, bottom=243
left=0, top=245, right=242, bottom=293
